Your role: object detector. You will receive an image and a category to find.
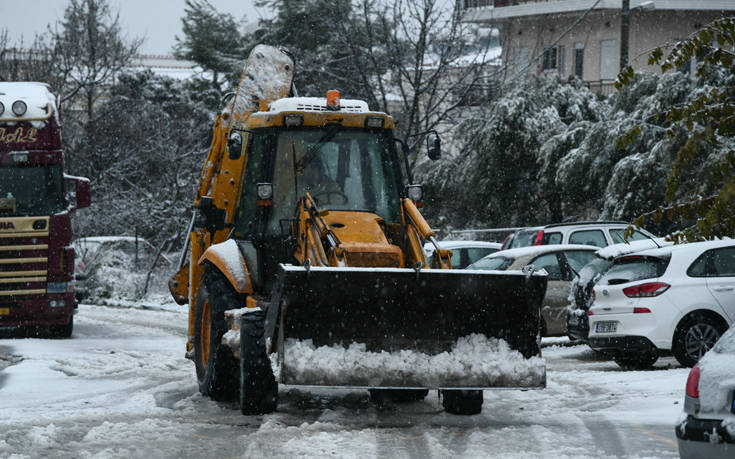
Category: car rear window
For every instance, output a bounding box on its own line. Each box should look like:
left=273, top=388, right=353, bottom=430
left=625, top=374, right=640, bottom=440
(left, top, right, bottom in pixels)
left=466, top=247, right=498, bottom=266
left=577, top=257, right=613, bottom=284
left=601, top=255, right=670, bottom=285
left=469, top=256, right=514, bottom=271
left=564, top=250, right=598, bottom=273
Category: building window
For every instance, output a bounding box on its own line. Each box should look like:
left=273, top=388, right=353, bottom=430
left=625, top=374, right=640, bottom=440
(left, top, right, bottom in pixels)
left=574, top=43, right=584, bottom=78
left=600, top=39, right=616, bottom=80
left=558, top=45, right=566, bottom=78
left=542, top=46, right=557, bottom=71
left=516, top=47, right=529, bottom=76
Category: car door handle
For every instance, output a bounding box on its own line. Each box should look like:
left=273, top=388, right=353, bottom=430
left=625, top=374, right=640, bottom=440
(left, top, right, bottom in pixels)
left=713, top=286, right=734, bottom=292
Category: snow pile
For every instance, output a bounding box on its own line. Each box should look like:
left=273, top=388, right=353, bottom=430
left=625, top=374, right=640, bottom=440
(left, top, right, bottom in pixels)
left=282, top=334, right=545, bottom=388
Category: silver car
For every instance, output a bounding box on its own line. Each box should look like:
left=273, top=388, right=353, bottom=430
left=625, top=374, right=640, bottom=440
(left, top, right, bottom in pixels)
left=676, top=325, right=735, bottom=458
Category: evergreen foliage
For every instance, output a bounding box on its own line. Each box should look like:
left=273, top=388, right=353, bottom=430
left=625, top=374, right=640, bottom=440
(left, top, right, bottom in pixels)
left=174, top=0, right=244, bottom=89
left=617, top=17, right=735, bottom=242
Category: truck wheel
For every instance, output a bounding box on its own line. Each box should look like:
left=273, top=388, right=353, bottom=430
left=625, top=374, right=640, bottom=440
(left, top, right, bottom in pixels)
left=49, top=315, right=73, bottom=339
left=369, top=389, right=429, bottom=403
left=240, top=309, right=278, bottom=415
left=672, top=312, right=727, bottom=368
left=193, top=269, right=239, bottom=402
left=441, top=390, right=483, bottom=415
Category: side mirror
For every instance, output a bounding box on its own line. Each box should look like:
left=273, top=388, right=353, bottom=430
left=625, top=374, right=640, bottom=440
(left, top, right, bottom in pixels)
left=66, top=176, right=91, bottom=210
left=75, top=178, right=91, bottom=209
left=228, top=131, right=243, bottom=160
left=426, top=131, right=441, bottom=160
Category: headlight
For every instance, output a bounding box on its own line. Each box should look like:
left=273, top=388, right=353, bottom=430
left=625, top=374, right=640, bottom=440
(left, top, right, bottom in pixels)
left=407, top=184, right=423, bottom=202
left=365, top=117, right=384, bottom=129
left=284, top=114, right=303, bottom=127
left=256, top=182, right=273, bottom=200
left=12, top=100, right=27, bottom=116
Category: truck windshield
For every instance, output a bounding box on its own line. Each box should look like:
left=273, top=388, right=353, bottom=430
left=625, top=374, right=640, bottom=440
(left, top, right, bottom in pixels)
left=0, top=164, right=65, bottom=216
left=235, top=127, right=402, bottom=236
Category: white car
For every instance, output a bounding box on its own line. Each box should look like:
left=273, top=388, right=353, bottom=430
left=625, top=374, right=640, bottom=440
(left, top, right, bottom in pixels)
left=676, top=325, right=735, bottom=458
left=423, top=240, right=501, bottom=269
left=588, top=239, right=735, bottom=369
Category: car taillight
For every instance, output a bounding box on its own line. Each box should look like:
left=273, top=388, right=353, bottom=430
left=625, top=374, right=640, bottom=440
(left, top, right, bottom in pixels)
left=686, top=365, right=700, bottom=398
left=588, top=310, right=594, bottom=316
left=500, top=235, right=510, bottom=250
left=622, top=282, right=670, bottom=298
left=533, top=230, right=544, bottom=245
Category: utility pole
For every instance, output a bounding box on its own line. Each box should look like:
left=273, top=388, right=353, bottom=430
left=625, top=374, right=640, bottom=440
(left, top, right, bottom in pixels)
left=620, top=0, right=630, bottom=72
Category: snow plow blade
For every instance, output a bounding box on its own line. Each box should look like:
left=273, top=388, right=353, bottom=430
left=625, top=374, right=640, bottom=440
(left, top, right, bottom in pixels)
left=267, top=265, right=547, bottom=389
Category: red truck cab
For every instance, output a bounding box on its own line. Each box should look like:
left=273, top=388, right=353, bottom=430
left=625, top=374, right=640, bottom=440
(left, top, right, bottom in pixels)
left=0, top=82, right=90, bottom=337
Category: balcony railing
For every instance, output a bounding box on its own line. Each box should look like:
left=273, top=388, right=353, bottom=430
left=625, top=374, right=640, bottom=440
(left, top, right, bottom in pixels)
left=585, top=79, right=617, bottom=96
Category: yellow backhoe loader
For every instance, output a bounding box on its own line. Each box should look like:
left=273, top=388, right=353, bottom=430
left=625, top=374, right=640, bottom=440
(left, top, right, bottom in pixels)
left=169, top=45, right=547, bottom=416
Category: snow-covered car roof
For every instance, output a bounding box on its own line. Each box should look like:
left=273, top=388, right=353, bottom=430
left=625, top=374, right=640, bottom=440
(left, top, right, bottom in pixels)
left=483, top=244, right=599, bottom=259
left=74, top=236, right=152, bottom=244
left=612, top=238, right=733, bottom=262
left=424, top=240, right=502, bottom=253
left=595, top=237, right=672, bottom=260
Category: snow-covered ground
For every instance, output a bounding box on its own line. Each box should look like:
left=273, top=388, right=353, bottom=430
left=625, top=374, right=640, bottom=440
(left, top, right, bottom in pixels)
left=0, top=303, right=685, bottom=458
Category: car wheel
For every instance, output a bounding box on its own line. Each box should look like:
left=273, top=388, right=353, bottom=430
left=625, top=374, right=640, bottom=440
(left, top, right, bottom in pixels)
left=613, top=352, right=658, bottom=370
left=672, top=312, right=727, bottom=368
left=441, top=390, right=483, bottom=415
left=193, top=268, right=240, bottom=402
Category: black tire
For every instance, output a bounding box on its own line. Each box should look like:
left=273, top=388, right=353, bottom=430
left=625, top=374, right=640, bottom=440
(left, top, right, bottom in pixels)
left=48, top=315, right=73, bottom=339
left=369, top=389, right=429, bottom=404
left=193, top=268, right=240, bottom=402
left=613, top=352, right=658, bottom=370
left=240, top=309, right=278, bottom=415
left=672, top=312, right=727, bottom=368
left=441, top=390, right=483, bottom=415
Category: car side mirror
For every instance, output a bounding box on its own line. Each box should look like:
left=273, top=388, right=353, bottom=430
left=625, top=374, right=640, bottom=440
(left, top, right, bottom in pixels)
left=228, top=131, right=243, bottom=160
left=426, top=131, right=441, bottom=160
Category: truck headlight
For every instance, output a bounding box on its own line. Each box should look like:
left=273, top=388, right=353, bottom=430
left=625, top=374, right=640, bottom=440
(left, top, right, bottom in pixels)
left=12, top=100, right=27, bottom=116
left=407, top=184, right=423, bottom=202
left=284, top=114, right=303, bottom=127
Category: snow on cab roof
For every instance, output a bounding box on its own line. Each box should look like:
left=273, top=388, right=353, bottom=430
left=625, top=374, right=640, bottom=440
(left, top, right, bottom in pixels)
left=268, top=97, right=370, bottom=114
left=0, top=82, right=57, bottom=123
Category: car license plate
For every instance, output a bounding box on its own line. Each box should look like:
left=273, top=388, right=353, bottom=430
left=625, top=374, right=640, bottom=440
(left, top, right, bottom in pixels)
left=0, top=307, right=9, bottom=316
left=595, top=321, right=617, bottom=333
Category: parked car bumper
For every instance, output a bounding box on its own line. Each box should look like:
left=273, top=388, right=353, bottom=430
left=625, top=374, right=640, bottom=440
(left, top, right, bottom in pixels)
left=566, top=309, right=589, bottom=341
left=0, top=292, right=75, bottom=328
left=587, top=309, right=675, bottom=350
left=676, top=415, right=735, bottom=459
left=588, top=335, right=658, bottom=357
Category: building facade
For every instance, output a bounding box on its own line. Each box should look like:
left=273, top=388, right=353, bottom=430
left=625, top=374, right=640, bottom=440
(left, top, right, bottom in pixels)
left=462, top=0, right=735, bottom=94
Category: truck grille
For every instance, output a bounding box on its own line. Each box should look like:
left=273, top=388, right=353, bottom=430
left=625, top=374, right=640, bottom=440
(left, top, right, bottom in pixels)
left=0, top=217, right=49, bottom=298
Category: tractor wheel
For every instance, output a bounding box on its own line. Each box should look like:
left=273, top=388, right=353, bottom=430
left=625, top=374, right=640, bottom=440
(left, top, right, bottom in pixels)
left=672, top=312, right=727, bottom=368
left=441, top=390, right=483, bottom=415
left=240, top=309, right=278, bottom=415
left=193, top=268, right=240, bottom=402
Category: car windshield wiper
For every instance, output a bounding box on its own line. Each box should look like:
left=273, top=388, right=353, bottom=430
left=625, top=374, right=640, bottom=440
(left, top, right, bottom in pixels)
left=297, top=124, right=343, bottom=170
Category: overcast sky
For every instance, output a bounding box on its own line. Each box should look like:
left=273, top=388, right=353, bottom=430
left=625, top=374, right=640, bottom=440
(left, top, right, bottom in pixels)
left=0, top=0, right=271, bottom=55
